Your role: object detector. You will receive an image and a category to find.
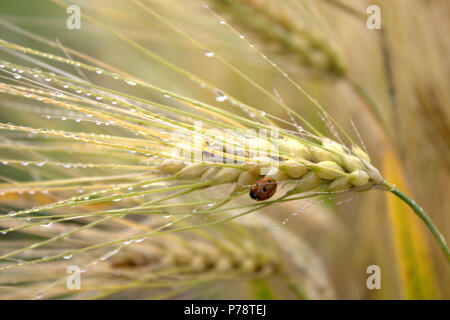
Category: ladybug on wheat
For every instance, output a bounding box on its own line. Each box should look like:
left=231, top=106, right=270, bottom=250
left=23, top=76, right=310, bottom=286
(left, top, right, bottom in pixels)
left=249, top=177, right=277, bottom=201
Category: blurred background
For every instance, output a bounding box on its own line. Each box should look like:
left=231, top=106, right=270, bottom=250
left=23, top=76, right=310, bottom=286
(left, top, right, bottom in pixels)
left=0, top=0, right=448, bottom=299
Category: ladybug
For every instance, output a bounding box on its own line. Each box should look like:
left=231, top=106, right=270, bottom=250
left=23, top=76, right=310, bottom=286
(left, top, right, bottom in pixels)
left=249, top=177, right=277, bottom=201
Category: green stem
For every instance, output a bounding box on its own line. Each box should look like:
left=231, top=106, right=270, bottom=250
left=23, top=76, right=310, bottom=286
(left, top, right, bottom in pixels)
left=385, top=182, right=450, bottom=263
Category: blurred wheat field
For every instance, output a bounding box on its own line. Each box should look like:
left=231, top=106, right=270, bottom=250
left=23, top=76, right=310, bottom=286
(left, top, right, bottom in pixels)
left=0, top=0, right=448, bottom=300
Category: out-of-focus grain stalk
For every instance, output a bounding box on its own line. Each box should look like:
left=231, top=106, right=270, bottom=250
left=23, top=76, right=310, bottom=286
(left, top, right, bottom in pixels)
left=209, top=0, right=346, bottom=75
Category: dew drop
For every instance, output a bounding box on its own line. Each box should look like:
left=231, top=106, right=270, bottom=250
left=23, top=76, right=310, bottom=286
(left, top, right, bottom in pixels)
left=205, top=50, right=214, bottom=58
left=134, top=236, right=146, bottom=243
left=100, top=248, right=120, bottom=261
left=63, top=254, right=73, bottom=260
left=214, top=90, right=227, bottom=102
left=34, top=292, right=43, bottom=300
